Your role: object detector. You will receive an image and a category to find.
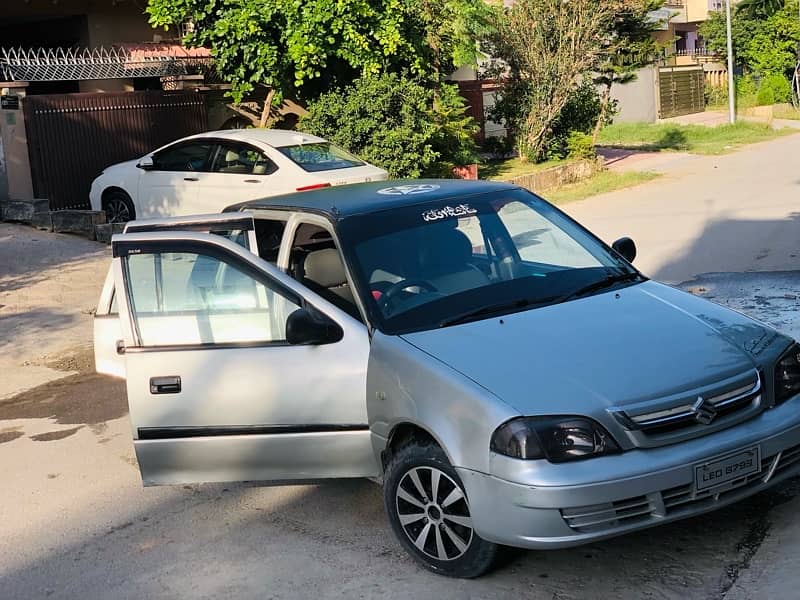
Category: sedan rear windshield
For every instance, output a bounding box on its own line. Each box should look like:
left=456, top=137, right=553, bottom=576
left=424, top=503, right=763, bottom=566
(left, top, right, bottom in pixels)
left=277, top=143, right=365, bottom=172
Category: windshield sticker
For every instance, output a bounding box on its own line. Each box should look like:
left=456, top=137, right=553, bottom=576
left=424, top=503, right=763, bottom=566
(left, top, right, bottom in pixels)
left=422, top=204, right=477, bottom=222
left=377, top=184, right=440, bottom=196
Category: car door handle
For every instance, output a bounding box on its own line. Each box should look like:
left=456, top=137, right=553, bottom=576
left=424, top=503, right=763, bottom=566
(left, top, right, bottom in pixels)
left=183, top=177, right=199, bottom=182
left=243, top=179, right=261, bottom=183
left=150, top=376, right=181, bottom=394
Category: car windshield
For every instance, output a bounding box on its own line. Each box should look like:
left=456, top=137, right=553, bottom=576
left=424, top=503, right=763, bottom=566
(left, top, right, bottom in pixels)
left=277, top=142, right=365, bottom=172
left=338, top=189, right=642, bottom=334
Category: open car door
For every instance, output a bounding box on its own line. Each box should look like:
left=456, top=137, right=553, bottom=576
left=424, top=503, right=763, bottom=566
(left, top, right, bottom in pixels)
left=110, top=230, right=378, bottom=485
left=94, top=212, right=259, bottom=378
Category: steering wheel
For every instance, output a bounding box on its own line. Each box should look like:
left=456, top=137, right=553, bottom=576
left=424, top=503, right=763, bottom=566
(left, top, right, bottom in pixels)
left=378, top=279, right=439, bottom=314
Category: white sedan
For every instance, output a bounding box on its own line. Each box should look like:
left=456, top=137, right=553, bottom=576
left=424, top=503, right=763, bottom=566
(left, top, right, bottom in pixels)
left=89, top=129, right=388, bottom=222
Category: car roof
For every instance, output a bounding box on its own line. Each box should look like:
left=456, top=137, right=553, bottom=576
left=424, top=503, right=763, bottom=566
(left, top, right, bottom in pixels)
left=187, top=129, right=327, bottom=148
left=226, top=179, right=522, bottom=219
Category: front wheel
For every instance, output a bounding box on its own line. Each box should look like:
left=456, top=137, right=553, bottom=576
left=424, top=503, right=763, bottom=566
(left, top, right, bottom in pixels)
left=103, top=190, right=135, bottom=224
left=383, top=440, right=499, bottom=578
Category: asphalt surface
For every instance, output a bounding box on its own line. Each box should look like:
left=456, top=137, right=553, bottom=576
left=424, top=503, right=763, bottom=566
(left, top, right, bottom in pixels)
left=2, top=132, right=800, bottom=598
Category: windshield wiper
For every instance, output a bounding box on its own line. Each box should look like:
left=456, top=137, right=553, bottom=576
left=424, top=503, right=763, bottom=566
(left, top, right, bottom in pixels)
left=439, top=296, right=559, bottom=328
left=557, top=270, right=642, bottom=303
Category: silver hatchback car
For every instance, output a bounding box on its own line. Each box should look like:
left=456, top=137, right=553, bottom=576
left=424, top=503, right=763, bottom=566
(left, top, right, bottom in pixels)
left=98, top=180, right=800, bottom=577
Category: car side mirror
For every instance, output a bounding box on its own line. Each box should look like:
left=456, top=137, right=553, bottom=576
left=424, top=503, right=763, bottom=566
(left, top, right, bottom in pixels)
left=136, top=156, right=154, bottom=171
left=612, top=237, right=637, bottom=263
left=286, top=307, right=343, bottom=345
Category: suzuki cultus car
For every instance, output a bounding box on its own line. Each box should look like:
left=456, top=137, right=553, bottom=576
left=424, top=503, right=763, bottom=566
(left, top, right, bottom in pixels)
left=95, top=180, right=800, bottom=577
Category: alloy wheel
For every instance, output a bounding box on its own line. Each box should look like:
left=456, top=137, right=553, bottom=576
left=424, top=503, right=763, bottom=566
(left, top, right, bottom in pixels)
left=105, top=196, right=131, bottom=223
left=395, top=466, right=474, bottom=561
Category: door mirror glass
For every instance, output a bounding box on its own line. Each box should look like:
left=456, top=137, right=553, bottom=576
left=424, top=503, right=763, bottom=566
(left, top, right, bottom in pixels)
left=286, top=307, right=343, bottom=345
left=137, top=155, right=154, bottom=170
left=612, top=237, right=637, bottom=263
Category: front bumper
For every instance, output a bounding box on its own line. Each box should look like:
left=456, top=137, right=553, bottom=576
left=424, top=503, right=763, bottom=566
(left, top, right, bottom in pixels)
left=458, top=394, right=800, bottom=549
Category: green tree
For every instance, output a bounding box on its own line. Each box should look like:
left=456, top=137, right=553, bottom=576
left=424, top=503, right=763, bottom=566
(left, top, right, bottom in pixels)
left=699, top=1, right=800, bottom=75
left=299, top=73, right=478, bottom=178
left=147, top=0, right=495, bottom=103
left=487, top=0, right=618, bottom=161
left=592, top=0, right=664, bottom=143
left=736, top=0, right=785, bottom=18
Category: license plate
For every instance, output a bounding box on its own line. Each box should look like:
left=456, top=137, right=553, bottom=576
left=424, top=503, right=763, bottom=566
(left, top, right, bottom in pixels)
left=694, top=446, right=761, bottom=492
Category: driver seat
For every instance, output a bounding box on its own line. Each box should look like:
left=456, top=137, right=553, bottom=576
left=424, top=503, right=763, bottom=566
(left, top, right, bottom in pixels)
left=418, top=228, right=489, bottom=294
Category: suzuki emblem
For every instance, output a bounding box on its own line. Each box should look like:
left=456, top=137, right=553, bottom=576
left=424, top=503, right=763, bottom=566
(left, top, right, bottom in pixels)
left=692, top=396, right=717, bottom=425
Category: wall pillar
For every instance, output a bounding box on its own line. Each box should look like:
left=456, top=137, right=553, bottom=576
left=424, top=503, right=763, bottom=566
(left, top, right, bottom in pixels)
left=0, top=82, right=34, bottom=201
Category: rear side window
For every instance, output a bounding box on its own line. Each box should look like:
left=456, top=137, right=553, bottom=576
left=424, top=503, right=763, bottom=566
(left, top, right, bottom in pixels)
left=277, top=143, right=364, bottom=172
left=211, top=142, right=278, bottom=175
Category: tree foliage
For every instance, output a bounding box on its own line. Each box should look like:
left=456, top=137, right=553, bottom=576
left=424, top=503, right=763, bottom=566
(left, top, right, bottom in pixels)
left=484, top=0, right=660, bottom=161
left=147, top=0, right=495, bottom=103
left=699, top=0, right=800, bottom=76
left=299, top=73, right=478, bottom=178
left=592, top=0, right=664, bottom=142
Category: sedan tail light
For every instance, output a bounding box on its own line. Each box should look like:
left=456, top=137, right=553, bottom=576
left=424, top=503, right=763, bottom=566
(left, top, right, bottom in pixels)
left=296, top=183, right=331, bottom=192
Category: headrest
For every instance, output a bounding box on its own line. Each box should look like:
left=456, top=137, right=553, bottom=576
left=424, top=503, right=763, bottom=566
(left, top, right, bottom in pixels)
left=419, top=228, right=473, bottom=274
left=304, top=248, right=347, bottom=288
left=252, top=163, right=267, bottom=174
left=224, top=150, right=239, bottom=163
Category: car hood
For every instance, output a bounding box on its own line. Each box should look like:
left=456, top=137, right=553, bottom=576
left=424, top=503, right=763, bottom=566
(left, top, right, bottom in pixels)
left=400, top=280, right=790, bottom=415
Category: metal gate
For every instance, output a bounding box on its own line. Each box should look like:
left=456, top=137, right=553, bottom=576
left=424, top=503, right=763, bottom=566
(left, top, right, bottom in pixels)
left=23, top=90, right=207, bottom=210
left=658, top=66, right=705, bottom=119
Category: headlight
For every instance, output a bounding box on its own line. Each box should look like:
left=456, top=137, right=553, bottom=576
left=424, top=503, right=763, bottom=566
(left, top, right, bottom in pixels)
left=774, top=343, right=800, bottom=406
left=490, top=416, right=621, bottom=463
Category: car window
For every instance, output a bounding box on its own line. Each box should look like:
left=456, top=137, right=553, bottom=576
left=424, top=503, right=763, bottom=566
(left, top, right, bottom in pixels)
left=123, top=251, right=300, bottom=346
left=277, top=143, right=364, bottom=172
left=255, top=218, right=288, bottom=263
left=288, top=223, right=360, bottom=320
left=211, top=142, right=278, bottom=175
left=338, top=189, right=636, bottom=334
left=152, top=142, right=214, bottom=172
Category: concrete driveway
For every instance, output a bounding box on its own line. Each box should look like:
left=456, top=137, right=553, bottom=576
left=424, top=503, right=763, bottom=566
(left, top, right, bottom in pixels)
left=2, top=132, right=800, bottom=599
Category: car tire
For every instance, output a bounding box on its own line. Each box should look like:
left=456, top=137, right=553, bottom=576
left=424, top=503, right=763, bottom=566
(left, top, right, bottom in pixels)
left=383, top=438, right=499, bottom=578
left=103, top=190, right=135, bottom=224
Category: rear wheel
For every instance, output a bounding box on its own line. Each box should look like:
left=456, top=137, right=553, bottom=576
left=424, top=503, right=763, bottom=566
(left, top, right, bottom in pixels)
left=103, top=190, right=135, bottom=224
left=383, top=439, right=499, bottom=578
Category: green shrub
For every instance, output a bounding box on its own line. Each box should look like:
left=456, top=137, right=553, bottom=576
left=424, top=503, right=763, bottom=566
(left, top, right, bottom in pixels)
left=544, top=81, right=608, bottom=160
left=736, top=74, right=759, bottom=107
left=482, top=135, right=514, bottom=158
left=299, top=73, right=478, bottom=178
left=566, top=131, right=596, bottom=159
left=757, top=73, right=792, bottom=105
left=705, top=84, right=728, bottom=107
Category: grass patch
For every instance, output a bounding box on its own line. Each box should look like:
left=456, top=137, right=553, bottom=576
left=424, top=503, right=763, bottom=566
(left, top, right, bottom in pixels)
left=597, top=121, right=793, bottom=154
left=481, top=156, right=571, bottom=180
left=543, top=170, right=661, bottom=204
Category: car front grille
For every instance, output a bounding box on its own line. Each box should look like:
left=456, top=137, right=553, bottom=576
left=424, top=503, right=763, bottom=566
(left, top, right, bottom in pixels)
left=612, top=372, right=762, bottom=440
left=561, top=442, right=800, bottom=534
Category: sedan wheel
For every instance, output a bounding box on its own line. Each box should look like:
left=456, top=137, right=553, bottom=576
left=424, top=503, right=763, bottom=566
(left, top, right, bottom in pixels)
left=396, top=466, right=474, bottom=562
left=384, top=439, right=499, bottom=578
left=104, top=192, right=134, bottom=224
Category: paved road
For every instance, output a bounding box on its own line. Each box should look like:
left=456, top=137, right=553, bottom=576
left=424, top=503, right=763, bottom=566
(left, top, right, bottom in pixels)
left=566, top=132, right=800, bottom=284
left=2, top=134, right=800, bottom=598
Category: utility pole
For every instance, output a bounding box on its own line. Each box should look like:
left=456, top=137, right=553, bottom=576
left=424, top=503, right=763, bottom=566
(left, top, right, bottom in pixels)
left=725, top=0, right=736, bottom=124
